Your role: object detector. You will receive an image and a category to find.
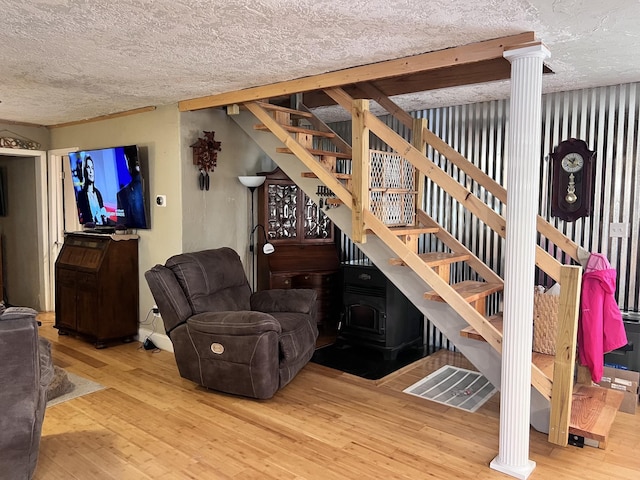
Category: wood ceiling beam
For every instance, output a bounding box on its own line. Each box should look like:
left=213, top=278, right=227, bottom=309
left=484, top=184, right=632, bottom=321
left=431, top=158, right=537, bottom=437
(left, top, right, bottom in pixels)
left=302, top=58, right=552, bottom=109
left=178, top=32, right=535, bottom=112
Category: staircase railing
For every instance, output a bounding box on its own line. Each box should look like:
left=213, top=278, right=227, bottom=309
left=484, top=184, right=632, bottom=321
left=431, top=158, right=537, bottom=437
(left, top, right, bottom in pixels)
left=324, top=87, right=566, bottom=282
left=322, top=90, right=582, bottom=447
left=347, top=82, right=581, bottom=263
left=244, top=95, right=581, bottom=447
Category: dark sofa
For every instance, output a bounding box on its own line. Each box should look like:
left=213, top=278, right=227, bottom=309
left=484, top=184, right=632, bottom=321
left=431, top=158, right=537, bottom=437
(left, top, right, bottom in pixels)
left=145, top=247, right=318, bottom=399
left=0, top=306, right=54, bottom=480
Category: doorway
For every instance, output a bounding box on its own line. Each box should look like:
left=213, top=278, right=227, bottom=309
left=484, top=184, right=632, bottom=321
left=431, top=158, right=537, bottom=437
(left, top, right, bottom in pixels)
left=0, top=148, right=49, bottom=310
left=47, top=148, right=79, bottom=312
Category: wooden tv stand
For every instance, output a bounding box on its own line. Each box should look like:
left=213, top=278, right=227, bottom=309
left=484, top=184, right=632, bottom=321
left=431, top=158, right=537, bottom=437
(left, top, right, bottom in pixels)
left=54, top=232, right=139, bottom=348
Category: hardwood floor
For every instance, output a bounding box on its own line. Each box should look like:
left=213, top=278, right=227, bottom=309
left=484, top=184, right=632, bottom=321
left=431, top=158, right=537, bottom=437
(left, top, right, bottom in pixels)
left=36, top=312, right=640, bottom=479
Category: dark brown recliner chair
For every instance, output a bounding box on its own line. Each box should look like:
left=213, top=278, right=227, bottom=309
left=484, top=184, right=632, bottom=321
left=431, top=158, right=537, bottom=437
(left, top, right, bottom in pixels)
left=144, top=247, right=318, bottom=399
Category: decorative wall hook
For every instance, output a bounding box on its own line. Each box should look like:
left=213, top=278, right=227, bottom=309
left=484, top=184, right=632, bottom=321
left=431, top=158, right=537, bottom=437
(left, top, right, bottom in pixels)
left=191, top=131, right=222, bottom=190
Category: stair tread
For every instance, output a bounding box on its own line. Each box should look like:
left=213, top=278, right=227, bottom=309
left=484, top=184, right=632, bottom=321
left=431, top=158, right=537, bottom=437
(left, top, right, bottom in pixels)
left=424, top=280, right=503, bottom=303
left=276, top=147, right=352, bottom=159
left=568, top=384, right=625, bottom=443
left=460, top=314, right=503, bottom=341
left=252, top=102, right=314, bottom=118
left=532, top=352, right=555, bottom=379
left=418, top=251, right=471, bottom=265
left=460, top=315, right=555, bottom=377
left=389, top=251, right=468, bottom=267
left=301, top=171, right=352, bottom=180
left=254, top=123, right=335, bottom=138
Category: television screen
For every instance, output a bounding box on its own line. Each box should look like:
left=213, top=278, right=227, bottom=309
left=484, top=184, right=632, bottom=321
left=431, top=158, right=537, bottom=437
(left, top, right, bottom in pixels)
left=68, top=145, right=149, bottom=229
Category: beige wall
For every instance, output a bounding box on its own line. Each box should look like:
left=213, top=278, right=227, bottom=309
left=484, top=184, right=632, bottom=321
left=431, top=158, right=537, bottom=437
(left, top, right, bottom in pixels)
left=49, top=104, right=272, bottom=328
left=50, top=105, right=183, bottom=322
left=0, top=155, right=40, bottom=307
left=179, top=108, right=275, bottom=271
left=0, top=123, right=50, bottom=151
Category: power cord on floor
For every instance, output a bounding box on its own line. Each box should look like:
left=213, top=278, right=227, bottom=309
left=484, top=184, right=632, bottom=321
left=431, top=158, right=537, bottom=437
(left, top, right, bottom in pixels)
left=138, top=306, right=160, bottom=352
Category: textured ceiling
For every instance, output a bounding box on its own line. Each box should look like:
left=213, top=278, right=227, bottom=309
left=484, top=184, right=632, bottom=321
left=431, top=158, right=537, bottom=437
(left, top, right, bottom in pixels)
left=1, top=0, right=639, bottom=126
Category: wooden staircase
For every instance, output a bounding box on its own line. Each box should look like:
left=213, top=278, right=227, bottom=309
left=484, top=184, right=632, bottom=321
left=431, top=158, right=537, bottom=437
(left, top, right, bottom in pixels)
left=232, top=96, right=623, bottom=449
left=389, top=252, right=469, bottom=283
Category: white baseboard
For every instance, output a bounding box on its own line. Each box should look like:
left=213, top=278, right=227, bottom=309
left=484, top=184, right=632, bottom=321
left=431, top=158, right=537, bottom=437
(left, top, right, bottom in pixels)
left=137, top=326, right=174, bottom=353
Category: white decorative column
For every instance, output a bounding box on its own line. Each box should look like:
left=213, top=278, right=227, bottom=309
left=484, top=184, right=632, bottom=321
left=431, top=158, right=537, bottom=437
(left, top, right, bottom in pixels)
left=490, top=42, right=550, bottom=480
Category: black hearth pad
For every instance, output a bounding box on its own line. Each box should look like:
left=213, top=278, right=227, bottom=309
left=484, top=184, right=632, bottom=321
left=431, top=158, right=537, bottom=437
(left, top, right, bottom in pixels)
left=311, top=343, right=430, bottom=380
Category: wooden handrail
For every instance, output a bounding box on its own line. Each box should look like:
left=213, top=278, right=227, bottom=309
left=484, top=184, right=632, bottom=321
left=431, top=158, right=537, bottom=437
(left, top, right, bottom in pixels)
left=324, top=86, right=565, bottom=282
left=361, top=108, right=564, bottom=282
left=328, top=84, right=581, bottom=263
left=243, top=102, right=353, bottom=209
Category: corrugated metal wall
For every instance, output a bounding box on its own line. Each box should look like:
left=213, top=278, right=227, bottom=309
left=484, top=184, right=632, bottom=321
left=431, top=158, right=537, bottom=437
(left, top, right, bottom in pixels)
left=329, top=82, right=640, bottom=322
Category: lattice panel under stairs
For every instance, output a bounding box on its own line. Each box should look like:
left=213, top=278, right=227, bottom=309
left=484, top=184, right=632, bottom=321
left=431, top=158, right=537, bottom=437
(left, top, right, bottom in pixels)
left=369, top=150, right=416, bottom=226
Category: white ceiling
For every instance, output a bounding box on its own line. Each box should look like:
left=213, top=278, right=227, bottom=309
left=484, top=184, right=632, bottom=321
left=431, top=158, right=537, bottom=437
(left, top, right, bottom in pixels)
left=1, top=0, right=639, bottom=126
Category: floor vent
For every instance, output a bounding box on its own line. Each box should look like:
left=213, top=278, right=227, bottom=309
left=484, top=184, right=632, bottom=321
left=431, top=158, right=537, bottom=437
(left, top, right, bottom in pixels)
left=403, top=365, right=497, bottom=413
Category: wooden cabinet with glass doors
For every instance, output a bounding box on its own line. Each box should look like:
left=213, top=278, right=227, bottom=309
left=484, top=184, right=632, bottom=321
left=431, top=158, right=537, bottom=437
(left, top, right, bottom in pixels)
left=256, top=167, right=339, bottom=328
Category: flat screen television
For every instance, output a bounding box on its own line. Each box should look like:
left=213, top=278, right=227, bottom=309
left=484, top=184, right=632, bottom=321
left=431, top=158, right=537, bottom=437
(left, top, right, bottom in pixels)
left=68, top=145, right=150, bottom=230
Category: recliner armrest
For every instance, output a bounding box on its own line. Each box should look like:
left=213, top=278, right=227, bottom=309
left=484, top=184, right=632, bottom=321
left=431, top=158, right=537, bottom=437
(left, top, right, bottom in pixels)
left=145, top=264, right=193, bottom=334
left=188, top=311, right=282, bottom=336
left=250, top=289, right=317, bottom=315
left=0, top=306, right=38, bottom=321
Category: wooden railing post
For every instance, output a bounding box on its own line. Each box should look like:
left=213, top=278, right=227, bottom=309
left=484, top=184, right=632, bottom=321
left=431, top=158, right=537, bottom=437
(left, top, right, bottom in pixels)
left=548, top=265, right=582, bottom=446
left=352, top=99, right=369, bottom=243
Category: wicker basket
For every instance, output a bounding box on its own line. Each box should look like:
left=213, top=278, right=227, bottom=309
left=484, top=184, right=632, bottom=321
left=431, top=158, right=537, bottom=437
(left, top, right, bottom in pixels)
left=533, top=292, right=559, bottom=356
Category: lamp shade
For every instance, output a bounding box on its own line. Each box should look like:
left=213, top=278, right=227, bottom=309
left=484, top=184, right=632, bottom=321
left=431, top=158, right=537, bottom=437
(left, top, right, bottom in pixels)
left=262, top=242, right=275, bottom=255
left=238, top=175, right=266, bottom=188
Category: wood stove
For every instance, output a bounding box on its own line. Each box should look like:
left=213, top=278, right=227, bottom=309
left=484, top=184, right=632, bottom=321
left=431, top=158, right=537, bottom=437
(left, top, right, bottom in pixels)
left=339, top=261, right=423, bottom=359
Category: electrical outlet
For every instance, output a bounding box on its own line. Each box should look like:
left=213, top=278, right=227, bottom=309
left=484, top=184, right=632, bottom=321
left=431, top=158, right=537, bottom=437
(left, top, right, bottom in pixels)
left=156, top=195, right=167, bottom=207
left=152, top=305, right=160, bottom=317
left=610, top=222, right=629, bottom=238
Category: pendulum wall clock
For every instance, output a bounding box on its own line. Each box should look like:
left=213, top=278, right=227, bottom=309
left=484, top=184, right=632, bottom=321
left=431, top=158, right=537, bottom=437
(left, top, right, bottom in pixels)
left=550, top=138, right=595, bottom=222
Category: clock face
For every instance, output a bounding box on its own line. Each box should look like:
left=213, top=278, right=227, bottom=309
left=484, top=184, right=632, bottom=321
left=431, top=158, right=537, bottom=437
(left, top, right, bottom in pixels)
left=561, top=152, right=584, bottom=173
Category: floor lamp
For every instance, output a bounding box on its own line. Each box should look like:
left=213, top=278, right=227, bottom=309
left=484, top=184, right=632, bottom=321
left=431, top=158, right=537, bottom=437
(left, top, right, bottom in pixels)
left=239, top=175, right=266, bottom=291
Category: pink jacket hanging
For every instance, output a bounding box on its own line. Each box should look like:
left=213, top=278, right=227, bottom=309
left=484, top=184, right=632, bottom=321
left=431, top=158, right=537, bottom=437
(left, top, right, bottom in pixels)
left=578, top=253, right=627, bottom=383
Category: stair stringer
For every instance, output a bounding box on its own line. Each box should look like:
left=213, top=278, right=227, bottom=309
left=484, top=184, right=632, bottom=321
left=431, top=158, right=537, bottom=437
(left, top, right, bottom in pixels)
left=231, top=109, right=552, bottom=433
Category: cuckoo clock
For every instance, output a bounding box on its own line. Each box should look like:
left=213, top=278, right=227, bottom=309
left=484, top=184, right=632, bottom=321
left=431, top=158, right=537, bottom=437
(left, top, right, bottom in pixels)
left=191, top=131, right=222, bottom=190
left=550, top=138, right=595, bottom=222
